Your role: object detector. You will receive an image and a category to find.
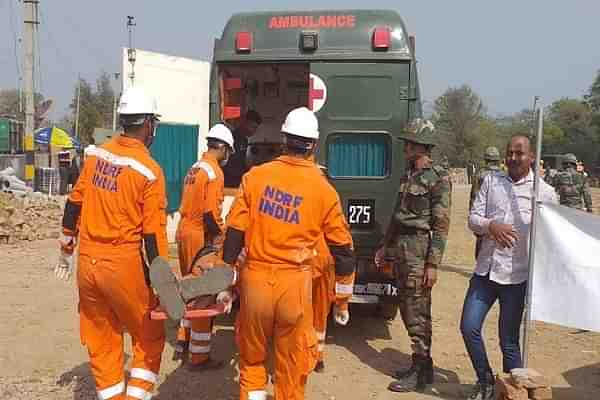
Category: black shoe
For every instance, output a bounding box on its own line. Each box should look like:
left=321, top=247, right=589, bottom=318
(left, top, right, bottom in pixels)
left=388, top=355, right=429, bottom=393
left=466, top=382, right=494, bottom=400
left=314, top=360, right=325, bottom=373
left=394, top=354, right=434, bottom=384
left=467, top=372, right=495, bottom=400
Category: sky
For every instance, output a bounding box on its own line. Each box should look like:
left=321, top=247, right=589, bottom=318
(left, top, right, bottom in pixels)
left=1, top=0, right=599, bottom=121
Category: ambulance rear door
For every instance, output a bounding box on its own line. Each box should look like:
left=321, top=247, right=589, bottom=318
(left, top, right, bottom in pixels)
left=310, top=62, right=412, bottom=252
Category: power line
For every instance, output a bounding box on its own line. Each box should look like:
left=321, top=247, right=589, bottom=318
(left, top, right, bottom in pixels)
left=37, top=5, right=78, bottom=78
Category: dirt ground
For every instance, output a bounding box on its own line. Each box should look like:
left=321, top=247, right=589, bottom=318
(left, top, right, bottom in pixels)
left=1, top=187, right=600, bottom=400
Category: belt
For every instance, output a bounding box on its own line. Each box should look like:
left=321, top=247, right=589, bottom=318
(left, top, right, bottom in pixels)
left=394, top=226, right=429, bottom=235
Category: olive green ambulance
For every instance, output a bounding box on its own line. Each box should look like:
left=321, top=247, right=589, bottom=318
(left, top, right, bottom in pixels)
left=212, top=9, right=423, bottom=312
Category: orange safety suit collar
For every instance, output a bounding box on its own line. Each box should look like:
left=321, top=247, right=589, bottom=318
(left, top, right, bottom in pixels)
left=274, top=155, right=315, bottom=169
left=203, top=151, right=219, bottom=164
left=116, top=134, right=150, bottom=152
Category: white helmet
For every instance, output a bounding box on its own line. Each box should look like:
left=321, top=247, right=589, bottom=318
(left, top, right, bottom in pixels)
left=117, top=86, right=160, bottom=117
left=206, top=123, right=235, bottom=150
left=281, top=107, right=319, bottom=140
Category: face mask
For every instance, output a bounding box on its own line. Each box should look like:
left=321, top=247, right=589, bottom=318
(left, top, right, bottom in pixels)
left=219, top=147, right=231, bottom=166
left=144, top=119, right=157, bottom=148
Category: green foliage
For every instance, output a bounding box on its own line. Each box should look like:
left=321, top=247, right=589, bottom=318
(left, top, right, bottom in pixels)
left=69, top=72, right=116, bottom=146
left=432, top=85, right=484, bottom=167
left=0, top=89, right=44, bottom=121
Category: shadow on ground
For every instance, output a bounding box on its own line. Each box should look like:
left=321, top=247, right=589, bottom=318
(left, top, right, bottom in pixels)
left=331, top=305, right=464, bottom=399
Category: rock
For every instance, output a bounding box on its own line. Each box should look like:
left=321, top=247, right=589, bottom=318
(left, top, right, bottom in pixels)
left=528, top=386, right=553, bottom=400
left=0, top=192, right=64, bottom=245
left=510, top=368, right=550, bottom=389
left=495, top=374, right=529, bottom=400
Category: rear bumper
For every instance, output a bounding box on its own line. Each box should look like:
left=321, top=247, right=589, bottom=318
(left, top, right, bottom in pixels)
left=350, top=281, right=400, bottom=304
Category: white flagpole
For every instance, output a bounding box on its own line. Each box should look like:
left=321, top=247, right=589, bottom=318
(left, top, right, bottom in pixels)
left=522, top=105, right=544, bottom=367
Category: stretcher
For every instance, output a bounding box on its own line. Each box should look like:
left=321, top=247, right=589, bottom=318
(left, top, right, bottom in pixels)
left=150, top=302, right=228, bottom=320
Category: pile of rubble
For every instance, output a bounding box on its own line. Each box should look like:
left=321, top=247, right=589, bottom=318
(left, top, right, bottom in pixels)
left=495, top=368, right=553, bottom=400
left=0, top=191, right=64, bottom=244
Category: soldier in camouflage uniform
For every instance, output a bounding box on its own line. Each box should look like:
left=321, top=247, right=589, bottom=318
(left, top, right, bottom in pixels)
left=469, top=147, right=503, bottom=258
left=551, top=153, right=593, bottom=212
left=375, top=119, right=452, bottom=393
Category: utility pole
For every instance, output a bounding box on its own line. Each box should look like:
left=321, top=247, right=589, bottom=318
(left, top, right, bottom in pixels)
left=75, top=76, right=81, bottom=138
left=530, top=95, right=540, bottom=137
left=23, top=0, right=39, bottom=185
left=127, top=16, right=136, bottom=86
left=112, top=72, right=121, bottom=131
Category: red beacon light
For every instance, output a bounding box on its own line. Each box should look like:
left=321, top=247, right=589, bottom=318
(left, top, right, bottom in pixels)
left=235, top=31, right=252, bottom=53
left=372, top=26, right=391, bottom=51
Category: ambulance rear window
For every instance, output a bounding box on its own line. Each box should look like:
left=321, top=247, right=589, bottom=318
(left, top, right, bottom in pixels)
left=327, top=133, right=389, bottom=178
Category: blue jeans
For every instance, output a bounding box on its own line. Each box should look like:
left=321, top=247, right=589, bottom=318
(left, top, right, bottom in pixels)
left=460, top=274, right=527, bottom=383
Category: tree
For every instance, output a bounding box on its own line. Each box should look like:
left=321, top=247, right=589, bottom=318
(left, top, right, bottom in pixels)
left=0, top=89, right=44, bottom=121
left=70, top=78, right=101, bottom=146
left=547, top=98, right=598, bottom=167
left=94, top=72, right=116, bottom=129
left=499, top=108, right=565, bottom=150
left=584, top=70, right=600, bottom=113
left=432, top=85, right=484, bottom=166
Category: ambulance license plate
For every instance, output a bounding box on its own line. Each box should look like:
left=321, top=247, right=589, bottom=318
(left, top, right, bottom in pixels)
left=347, top=199, right=375, bottom=228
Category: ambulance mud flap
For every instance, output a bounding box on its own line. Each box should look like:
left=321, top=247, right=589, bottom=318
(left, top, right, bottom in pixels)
left=149, top=256, right=185, bottom=320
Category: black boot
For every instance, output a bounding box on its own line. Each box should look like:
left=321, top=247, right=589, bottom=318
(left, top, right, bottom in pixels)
left=388, top=355, right=429, bottom=393
left=422, top=356, right=434, bottom=385
left=467, top=372, right=495, bottom=400
left=393, top=353, right=418, bottom=380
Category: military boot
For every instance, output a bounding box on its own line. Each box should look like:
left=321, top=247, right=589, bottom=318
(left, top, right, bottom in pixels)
left=393, top=353, right=418, bottom=380
left=394, top=354, right=434, bottom=384
left=422, top=356, right=434, bottom=384
left=388, top=355, right=429, bottom=393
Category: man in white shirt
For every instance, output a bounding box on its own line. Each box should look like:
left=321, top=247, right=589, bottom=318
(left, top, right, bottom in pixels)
left=461, top=135, right=558, bottom=400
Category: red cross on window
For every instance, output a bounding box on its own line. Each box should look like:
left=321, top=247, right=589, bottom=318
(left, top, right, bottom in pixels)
left=308, top=77, right=324, bottom=111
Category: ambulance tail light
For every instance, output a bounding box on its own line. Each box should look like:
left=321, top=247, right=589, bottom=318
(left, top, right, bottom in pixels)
left=235, top=32, right=252, bottom=53
left=372, top=26, right=391, bottom=50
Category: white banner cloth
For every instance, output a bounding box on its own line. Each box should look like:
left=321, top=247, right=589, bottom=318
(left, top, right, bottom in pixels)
left=531, top=203, right=600, bottom=332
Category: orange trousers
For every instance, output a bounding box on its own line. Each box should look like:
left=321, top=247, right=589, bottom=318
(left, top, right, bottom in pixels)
left=237, top=264, right=317, bottom=400
left=175, top=225, right=213, bottom=365
left=312, top=269, right=334, bottom=362
left=77, top=249, right=165, bottom=400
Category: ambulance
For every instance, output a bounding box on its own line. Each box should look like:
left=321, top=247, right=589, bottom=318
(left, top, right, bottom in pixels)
left=212, top=10, right=423, bottom=315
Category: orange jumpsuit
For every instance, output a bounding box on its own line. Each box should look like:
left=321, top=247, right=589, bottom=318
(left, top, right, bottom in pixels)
left=226, top=156, right=354, bottom=400
left=311, top=237, right=335, bottom=363
left=62, top=135, right=168, bottom=400
left=175, top=152, right=225, bottom=365
left=311, top=237, right=356, bottom=365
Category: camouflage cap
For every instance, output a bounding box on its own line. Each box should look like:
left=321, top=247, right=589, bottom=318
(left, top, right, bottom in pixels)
left=563, top=153, right=577, bottom=165
left=483, top=146, right=501, bottom=161
left=398, top=118, right=436, bottom=146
